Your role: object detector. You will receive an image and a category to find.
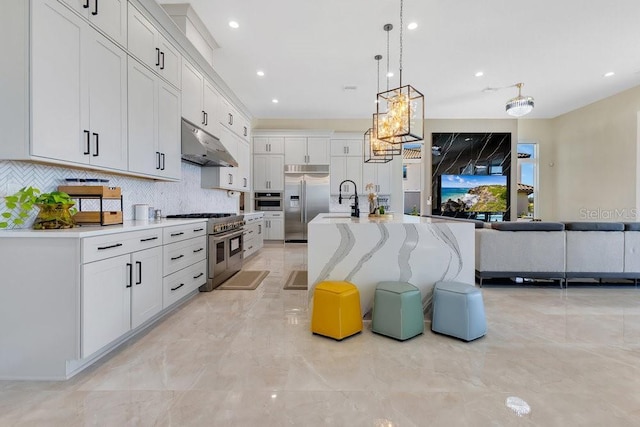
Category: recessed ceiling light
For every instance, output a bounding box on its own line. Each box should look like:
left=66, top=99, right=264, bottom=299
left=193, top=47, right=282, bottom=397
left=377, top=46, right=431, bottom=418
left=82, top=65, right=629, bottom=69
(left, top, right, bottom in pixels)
left=228, top=21, right=239, bottom=29
left=603, top=71, right=615, bottom=77
left=475, top=71, right=484, bottom=77
left=272, top=99, right=279, bottom=104
left=386, top=72, right=394, bottom=78
left=256, top=70, right=265, bottom=77
left=407, top=22, right=418, bottom=30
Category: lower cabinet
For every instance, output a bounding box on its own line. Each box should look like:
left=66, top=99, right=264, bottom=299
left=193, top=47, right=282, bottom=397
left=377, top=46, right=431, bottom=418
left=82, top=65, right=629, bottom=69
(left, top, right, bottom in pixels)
left=81, top=245, right=163, bottom=358
left=244, top=216, right=264, bottom=258
left=264, top=212, right=284, bottom=240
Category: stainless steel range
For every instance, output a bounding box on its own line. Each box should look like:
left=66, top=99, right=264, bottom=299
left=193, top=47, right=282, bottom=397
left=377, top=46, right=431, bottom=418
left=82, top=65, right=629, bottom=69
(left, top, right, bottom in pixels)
left=166, top=213, right=244, bottom=291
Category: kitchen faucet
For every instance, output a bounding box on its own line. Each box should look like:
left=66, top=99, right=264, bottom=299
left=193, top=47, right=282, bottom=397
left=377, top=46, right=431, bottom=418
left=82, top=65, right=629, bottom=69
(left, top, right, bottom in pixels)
left=338, top=180, right=359, bottom=217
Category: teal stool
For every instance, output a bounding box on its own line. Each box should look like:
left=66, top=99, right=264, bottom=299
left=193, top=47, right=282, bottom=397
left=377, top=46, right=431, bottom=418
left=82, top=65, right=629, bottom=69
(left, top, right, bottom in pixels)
left=371, top=281, right=424, bottom=341
left=432, top=281, right=487, bottom=342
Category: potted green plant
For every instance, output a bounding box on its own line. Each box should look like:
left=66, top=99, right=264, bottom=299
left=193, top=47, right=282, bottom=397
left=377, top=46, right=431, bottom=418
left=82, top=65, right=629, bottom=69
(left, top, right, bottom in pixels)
left=1, top=186, right=77, bottom=229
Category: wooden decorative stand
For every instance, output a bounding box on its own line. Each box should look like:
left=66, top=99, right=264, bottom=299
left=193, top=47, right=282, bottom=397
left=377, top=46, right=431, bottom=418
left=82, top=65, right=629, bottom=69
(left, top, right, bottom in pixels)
left=58, top=186, right=123, bottom=225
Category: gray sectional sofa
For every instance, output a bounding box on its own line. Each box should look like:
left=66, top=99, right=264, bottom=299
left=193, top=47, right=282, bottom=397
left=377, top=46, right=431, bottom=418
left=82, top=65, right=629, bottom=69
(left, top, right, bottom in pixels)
left=475, top=221, right=640, bottom=287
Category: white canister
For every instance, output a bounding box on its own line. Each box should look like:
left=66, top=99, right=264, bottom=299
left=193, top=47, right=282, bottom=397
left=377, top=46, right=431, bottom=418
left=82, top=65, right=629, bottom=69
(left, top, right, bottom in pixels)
left=134, top=204, right=149, bottom=221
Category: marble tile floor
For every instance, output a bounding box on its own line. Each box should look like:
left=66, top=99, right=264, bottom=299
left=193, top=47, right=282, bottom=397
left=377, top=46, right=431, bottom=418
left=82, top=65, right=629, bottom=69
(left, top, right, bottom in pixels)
left=2, top=242, right=640, bottom=426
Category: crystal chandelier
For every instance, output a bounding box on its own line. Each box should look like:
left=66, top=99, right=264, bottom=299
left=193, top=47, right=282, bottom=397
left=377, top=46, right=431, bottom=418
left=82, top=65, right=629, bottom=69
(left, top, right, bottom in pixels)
left=505, top=83, right=534, bottom=117
left=376, top=0, right=424, bottom=144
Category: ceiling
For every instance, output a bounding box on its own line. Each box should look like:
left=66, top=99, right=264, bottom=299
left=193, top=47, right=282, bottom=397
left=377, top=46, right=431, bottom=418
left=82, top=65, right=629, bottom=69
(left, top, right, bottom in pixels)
left=157, top=0, right=640, bottom=120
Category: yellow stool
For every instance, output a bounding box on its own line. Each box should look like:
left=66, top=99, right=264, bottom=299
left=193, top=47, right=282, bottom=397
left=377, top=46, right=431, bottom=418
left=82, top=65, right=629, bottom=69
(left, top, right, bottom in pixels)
left=311, top=281, right=363, bottom=340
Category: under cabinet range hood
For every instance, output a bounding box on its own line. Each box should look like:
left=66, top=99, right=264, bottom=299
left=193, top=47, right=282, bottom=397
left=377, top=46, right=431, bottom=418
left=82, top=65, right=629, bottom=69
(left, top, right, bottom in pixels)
left=181, top=118, right=238, bottom=167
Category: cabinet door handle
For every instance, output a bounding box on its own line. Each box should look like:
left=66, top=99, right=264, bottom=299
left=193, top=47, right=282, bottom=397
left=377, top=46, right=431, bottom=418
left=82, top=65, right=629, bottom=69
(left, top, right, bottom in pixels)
left=98, top=243, right=123, bottom=250
left=258, top=224, right=261, bottom=234
left=204, top=111, right=208, bottom=126
left=156, top=151, right=161, bottom=169
left=91, top=0, right=98, bottom=15
left=156, top=48, right=160, bottom=66
left=171, top=283, right=184, bottom=291
left=83, top=0, right=89, bottom=8
left=140, top=236, right=158, bottom=242
left=228, top=113, right=233, bottom=126
left=267, top=143, right=270, bottom=152
left=160, top=51, right=165, bottom=70
left=193, top=248, right=204, bottom=253
left=193, top=273, right=204, bottom=279
left=171, top=254, right=184, bottom=261
left=347, top=146, right=350, bottom=154
left=126, top=263, right=132, bottom=288
left=244, top=126, right=247, bottom=137
left=193, top=228, right=204, bottom=232
left=135, top=261, right=142, bottom=285
left=202, top=110, right=206, bottom=125
left=228, top=173, right=233, bottom=185
left=92, top=132, right=99, bottom=157
left=160, top=153, right=165, bottom=170
left=243, top=178, right=247, bottom=188
left=84, top=130, right=90, bottom=155
left=170, top=232, right=184, bottom=237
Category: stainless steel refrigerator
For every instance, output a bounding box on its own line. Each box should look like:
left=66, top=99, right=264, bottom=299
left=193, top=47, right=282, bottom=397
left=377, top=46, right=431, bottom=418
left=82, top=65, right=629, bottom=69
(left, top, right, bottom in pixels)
left=284, top=165, right=330, bottom=242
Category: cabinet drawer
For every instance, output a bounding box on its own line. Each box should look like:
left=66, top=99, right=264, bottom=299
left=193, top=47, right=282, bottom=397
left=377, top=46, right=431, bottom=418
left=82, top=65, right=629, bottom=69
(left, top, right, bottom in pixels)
left=163, top=236, right=207, bottom=276
left=163, top=260, right=206, bottom=308
left=163, top=222, right=207, bottom=244
left=82, top=228, right=163, bottom=263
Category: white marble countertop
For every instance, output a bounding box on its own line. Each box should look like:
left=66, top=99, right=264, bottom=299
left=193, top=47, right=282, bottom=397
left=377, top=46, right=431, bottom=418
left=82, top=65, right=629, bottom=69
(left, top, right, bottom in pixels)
left=310, top=213, right=467, bottom=225
left=0, top=218, right=207, bottom=239
left=241, top=212, right=264, bottom=220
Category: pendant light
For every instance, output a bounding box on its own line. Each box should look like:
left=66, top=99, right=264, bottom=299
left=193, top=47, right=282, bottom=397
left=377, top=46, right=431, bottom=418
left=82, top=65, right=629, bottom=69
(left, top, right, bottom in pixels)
left=505, top=83, right=534, bottom=117
left=365, top=55, right=394, bottom=163
left=371, top=25, right=401, bottom=157
left=376, top=0, right=424, bottom=144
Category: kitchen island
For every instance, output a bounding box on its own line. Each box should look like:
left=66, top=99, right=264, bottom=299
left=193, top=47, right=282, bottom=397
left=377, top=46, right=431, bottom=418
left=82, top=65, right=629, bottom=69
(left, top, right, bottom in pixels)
left=308, top=213, right=475, bottom=316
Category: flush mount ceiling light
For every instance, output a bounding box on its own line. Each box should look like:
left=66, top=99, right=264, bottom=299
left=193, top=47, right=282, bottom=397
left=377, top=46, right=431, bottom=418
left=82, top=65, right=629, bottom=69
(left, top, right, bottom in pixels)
left=505, top=83, right=534, bottom=117
left=376, top=0, right=425, bottom=144
left=228, top=20, right=239, bottom=29
left=271, top=98, right=279, bottom=104
left=256, top=70, right=265, bottom=77
left=407, top=22, right=418, bottom=30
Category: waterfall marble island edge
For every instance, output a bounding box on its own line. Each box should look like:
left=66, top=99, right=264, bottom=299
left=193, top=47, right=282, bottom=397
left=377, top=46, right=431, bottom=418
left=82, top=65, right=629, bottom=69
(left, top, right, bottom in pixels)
left=308, top=214, right=475, bottom=316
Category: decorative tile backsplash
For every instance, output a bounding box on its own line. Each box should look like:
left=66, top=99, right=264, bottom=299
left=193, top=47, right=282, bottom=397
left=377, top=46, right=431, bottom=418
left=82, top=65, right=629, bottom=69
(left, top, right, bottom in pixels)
left=0, top=160, right=238, bottom=227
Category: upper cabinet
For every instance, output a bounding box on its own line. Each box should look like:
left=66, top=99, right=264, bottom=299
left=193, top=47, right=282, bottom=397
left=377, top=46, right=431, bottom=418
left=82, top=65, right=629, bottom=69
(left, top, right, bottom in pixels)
left=30, top=0, right=127, bottom=170
left=254, top=137, right=285, bottom=155
left=219, top=97, right=250, bottom=142
left=284, top=137, right=329, bottom=165
left=330, top=139, right=363, bottom=157
left=128, top=4, right=181, bottom=88
left=61, top=0, right=127, bottom=46
left=182, top=60, right=221, bottom=137
left=128, top=58, right=181, bottom=180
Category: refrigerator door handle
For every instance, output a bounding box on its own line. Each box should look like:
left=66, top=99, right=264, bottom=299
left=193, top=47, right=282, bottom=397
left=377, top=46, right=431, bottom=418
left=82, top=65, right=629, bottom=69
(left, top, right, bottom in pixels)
left=303, top=180, right=307, bottom=223
left=300, top=180, right=304, bottom=224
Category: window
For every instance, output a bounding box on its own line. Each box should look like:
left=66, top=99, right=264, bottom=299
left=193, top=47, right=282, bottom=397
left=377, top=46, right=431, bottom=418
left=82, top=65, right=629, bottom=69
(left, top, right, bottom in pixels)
left=517, top=143, right=538, bottom=218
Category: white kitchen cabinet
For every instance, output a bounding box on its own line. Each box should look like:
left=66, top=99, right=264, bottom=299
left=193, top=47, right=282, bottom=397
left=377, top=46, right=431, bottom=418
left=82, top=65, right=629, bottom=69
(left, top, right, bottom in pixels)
left=330, top=139, right=363, bottom=157
left=330, top=155, right=362, bottom=195
left=81, top=242, right=163, bottom=358
left=264, top=212, right=284, bottom=240
left=182, top=60, right=221, bottom=137
left=254, top=137, right=285, bottom=154
left=200, top=127, right=251, bottom=191
left=243, top=215, right=264, bottom=258
left=30, top=0, right=127, bottom=170
left=219, top=96, right=250, bottom=141
left=61, top=0, right=127, bottom=46
left=285, top=137, right=330, bottom=165
left=363, top=160, right=393, bottom=195
left=128, top=58, right=181, bottom=180
left=237, top=140, right=251, bottom=191
left=254, top=154, right=284, bottom=191
left=128, top=3, right=181, bottom=88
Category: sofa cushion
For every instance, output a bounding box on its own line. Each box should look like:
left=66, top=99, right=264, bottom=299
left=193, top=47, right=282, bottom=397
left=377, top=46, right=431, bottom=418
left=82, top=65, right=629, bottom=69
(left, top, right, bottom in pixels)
left=491, top=222, right=565, bottom=231
left=564, top=222, right=624, bottom=231
left=624, top=222, right=640, bottom=231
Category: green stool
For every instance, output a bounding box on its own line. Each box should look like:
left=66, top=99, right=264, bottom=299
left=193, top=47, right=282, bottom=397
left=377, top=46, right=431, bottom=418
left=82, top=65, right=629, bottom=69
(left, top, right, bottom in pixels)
left=371, top=281, right=424, bottom=341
